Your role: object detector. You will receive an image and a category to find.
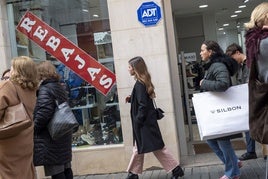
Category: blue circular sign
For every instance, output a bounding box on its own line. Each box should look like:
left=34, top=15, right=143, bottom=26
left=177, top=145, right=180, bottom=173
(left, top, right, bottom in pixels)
left=137, top=1, right=162, bottom=26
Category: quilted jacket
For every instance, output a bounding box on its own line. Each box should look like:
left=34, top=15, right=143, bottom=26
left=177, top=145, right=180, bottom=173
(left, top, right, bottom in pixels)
left=33, top=78, right=73, bottom=166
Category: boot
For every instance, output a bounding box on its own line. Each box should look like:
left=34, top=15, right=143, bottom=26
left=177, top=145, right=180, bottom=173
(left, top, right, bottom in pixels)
left=171, top=166, right=184, bottom=179
left=126, top=172, right=139, bottom=179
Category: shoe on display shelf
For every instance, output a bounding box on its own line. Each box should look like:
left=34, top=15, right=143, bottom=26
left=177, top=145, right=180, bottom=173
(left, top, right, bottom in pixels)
left=81, top=134, right=95, bottom=145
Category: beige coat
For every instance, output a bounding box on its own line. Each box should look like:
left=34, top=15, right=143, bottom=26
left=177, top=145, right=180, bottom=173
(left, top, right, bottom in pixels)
left=0, top=80, right=36, bottom=179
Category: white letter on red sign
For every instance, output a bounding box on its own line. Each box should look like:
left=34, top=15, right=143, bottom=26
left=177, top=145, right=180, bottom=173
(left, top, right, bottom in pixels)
left=33, top=26, right=48, bottom=41
left=87, top=67, right=101, bottom=81
left=100, top=75, right=113, bottom=89
left=46, top=36, right=60, bottom=51
left=19, top=17, right=36, bottom=32
left=61, top=48, right=74, bottom=62
left=74, top=55, right=85, bottom=69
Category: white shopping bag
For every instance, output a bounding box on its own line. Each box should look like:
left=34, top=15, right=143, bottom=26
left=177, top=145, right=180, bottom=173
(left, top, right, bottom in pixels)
left=192, top=84, right=249, bottom=140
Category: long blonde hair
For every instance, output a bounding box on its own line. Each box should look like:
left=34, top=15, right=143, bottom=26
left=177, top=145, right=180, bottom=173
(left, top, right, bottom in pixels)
left=129, top=56, right=155, bottom=98
left=244, top=2, right=268, bottom=30
left=10, top=56, right=39, bottom=90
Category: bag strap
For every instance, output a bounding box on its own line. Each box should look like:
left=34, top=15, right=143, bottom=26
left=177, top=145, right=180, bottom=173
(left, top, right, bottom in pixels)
left=10, top=81, right=31, bottom=117
left=152, top=99, right=157, bottom=109
left=249, top=58, right=258, bottom=81
left=10, top=81, right=22, bottom=102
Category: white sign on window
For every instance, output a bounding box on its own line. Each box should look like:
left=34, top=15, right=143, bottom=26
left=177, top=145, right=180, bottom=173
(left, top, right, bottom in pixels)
left=178, top=52, right=197, bottom=62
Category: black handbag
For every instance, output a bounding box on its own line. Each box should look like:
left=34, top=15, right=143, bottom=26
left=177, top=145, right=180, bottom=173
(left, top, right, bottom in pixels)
left=248, top=60, right=268, bottom=144
left=153, top=99, right=165, bottom=120
left=47, top=100, right=79, bottom=140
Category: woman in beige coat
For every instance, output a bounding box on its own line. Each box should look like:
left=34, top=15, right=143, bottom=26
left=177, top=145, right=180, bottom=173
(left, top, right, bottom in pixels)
left=0, top=56, right=39, bottom=179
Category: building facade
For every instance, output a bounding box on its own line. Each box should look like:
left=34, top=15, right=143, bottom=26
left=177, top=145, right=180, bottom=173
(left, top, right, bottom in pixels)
left=1, top=0, right=186, bottom=177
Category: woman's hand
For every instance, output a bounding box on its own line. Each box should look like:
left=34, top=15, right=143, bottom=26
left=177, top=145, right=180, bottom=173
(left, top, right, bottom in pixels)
left=199, top=79, right=203, bottom=86
left=125, top=95, right=131, bottom=103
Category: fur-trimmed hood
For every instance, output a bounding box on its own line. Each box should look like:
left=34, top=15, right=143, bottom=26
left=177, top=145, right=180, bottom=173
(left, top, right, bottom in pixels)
left=204, top=54, right=238, bottom=76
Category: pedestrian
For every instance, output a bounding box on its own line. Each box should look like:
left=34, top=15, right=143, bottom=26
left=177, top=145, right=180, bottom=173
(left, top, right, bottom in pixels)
left=1, top=68, right=10, bottom=80
left=244, top=2, right=268, bottom=160
left=199, top=40, right=241, bottom=179
left=225, top=43, right=258, bottom=161
left=33, top=61, right=74, bottom=179
left=125, top=56, right=184, bottom=179
left=0, top=56, right=39, bottom=179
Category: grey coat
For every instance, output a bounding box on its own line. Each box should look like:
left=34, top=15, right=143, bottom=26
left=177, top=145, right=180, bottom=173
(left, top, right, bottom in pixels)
left=201, top=62, right=231, bottom=92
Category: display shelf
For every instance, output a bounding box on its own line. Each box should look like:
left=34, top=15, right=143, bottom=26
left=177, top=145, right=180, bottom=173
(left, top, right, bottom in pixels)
left=71, top=103, right=98, bottom=110
left=98, top=57, right=113, bottom=64
left=17, top=44, right=29, bottom=56
left=106, top=102, right=118, bottom=107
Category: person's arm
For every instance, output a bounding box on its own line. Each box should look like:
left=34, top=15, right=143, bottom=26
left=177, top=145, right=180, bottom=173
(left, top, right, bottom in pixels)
left=200, top=63, right=230, bottom=92
left=134, top=81, right=148, bottom=124
left=33, top=87, right=56, bottom=132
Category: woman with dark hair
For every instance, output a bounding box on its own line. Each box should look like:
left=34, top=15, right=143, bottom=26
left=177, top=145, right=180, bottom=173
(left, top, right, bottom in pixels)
left=1, top=69, right=11, bottom=80
left=199, top=41, right=240, bottom=179
left=0, top=56, right=39, bottom=179
left=33, top=61, right=74, bottom=179
left=125, top=56, right=184, bottom=179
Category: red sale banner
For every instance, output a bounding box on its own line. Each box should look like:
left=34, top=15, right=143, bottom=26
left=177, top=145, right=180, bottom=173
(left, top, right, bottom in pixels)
left=16, top=11, right=116, bottom=95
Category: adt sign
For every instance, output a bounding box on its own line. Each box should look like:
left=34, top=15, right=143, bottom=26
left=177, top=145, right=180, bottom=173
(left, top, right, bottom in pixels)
left=137, top=1, right=162, bottom=27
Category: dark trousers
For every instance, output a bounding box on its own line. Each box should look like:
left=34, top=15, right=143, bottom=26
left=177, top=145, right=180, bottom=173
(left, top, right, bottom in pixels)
left=245, top=131, right=256, bottom=153
left=52, top=168, right=73, bottom=179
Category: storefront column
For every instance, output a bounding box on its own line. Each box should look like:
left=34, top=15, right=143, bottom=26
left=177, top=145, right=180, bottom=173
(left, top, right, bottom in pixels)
left=108, top=0, right=181, bottom=169
left=0, top=0, right=12, bottom=73
left=162, top=0, right=188, bottom=156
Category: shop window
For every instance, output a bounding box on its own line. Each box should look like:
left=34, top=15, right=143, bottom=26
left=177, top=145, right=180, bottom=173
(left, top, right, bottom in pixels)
left=6, top=0, right=123, bottom=148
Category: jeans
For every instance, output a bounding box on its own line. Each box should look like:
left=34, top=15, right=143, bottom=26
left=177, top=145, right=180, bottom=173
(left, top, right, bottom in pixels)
left=245, top=131, right=256, bottom=153
left=207, top=139, right=240, bottom=178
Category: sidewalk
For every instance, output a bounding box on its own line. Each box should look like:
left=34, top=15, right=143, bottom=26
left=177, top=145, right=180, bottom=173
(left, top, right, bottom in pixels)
left=74, top=157, right=268, bottom=179
left=74, top=149, right=268, bottom=179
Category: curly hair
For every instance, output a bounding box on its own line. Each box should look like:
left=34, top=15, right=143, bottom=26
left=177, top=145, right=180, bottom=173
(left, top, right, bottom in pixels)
left=128, top=56, right=155, bottom=98
left=10, top=56, right=39, bottom=90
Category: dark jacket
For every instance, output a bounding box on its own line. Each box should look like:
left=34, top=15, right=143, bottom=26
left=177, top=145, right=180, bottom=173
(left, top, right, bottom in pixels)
left=201, top=54, right=238, bottom=92
left=130, top=80, right=164, bottom=154
left=201, top=54, right=241, bottom=140
left=33, top=78, right=73, bottom=166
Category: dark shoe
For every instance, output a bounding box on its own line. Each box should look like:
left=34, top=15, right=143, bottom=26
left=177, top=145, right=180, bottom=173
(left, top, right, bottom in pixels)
left=171, top=165, right=184, bottom=179
left=126, top=172, right=139, bottom=179
left=239, top=152, right=257, bottom=161
left=264, top=155, right=267, bottom=160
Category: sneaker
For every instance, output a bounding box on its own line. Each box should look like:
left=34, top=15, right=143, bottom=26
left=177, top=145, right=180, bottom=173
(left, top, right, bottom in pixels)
left=81, top=134, right=95, bottom=145
left=238, top=152, right=257, bottom=160
left=219, top=175, right=240, bottom=179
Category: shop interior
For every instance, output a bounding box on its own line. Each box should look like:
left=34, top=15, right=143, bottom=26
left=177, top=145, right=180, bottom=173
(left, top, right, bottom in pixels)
left=171, top=0, right=266, bottom=154
left=7, top=0, right=122, bottom=148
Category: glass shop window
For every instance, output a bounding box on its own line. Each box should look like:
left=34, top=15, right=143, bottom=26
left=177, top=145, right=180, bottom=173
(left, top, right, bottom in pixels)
left=6, top=0, right=123, bottom=148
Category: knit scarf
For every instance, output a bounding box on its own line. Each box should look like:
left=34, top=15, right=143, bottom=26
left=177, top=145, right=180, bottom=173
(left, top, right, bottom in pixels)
left=245, top=27, right=268, bottom=67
